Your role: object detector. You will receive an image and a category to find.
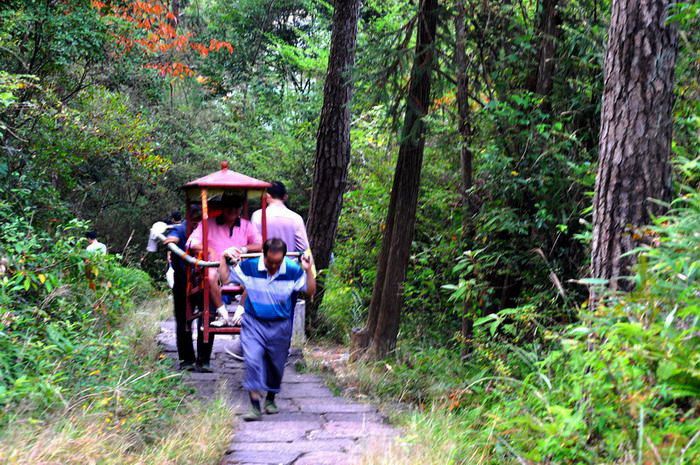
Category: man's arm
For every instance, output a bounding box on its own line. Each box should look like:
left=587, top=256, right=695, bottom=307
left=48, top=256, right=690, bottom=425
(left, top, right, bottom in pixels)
left=246, top=220, right=262, bottom=252
left=296, top=219, right=310, bottom=253
left=220, top=248, right=248, bottom=286
left=301, top=254, right=316, bottom=297
left=251, top=209, right=261, bottom=230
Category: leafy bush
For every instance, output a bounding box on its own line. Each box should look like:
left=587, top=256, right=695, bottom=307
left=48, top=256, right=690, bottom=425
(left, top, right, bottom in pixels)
left=0, top=183, right=231, bottom=460
left=0, top=200, right=164, bottom=418
left=343, top=189, right=700, bottom=464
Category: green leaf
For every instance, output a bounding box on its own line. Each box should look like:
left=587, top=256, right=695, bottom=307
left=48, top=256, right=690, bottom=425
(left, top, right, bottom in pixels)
left=474, top=314, right=498, bottom=327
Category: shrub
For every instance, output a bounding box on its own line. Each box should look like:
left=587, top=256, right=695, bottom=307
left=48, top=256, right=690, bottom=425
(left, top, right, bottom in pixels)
left=0, top=205, right=159, bottom=418
left=349, top=189, right=700, bottom=464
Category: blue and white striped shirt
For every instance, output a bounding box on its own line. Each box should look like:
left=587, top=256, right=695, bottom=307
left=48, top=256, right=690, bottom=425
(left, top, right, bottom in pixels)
left=228, top=257, right=306, bottom=320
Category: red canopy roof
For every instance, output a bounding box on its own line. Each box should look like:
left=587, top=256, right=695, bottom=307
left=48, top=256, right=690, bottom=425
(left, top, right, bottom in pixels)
left=183, top=161, right=271, bottom=190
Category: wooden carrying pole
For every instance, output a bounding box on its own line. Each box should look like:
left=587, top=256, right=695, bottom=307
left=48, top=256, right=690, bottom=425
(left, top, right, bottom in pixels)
left=201, top=189, right=211, bottom=343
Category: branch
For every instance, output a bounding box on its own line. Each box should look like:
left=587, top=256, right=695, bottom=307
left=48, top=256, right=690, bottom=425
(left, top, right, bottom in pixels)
left=60, top=63, right=92, bottom=104
left=0, top=46, right=30, bottom=72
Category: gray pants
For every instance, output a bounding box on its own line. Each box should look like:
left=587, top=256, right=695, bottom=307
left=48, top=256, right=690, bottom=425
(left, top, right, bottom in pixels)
left=241, top=313, right=292, bottom=393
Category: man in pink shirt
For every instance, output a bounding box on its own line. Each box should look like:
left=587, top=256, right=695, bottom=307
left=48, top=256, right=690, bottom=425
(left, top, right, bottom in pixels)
left=251, top=181, right=309, bottom=253
left=187, top=194, right=261, bottom=371
left=188, top=201, right=261, bottom=259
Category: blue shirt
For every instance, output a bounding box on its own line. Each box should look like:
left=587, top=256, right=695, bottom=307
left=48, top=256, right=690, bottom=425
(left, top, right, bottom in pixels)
left=167, top=222, right=188, bottom=277
left=228, top=257, right=306, bottom=320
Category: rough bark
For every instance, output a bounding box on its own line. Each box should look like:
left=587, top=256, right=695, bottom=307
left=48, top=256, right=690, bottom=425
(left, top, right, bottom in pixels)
left=360, top=0, right=439, bottom=358
left=455, top=0, right=474, bottom=348
left=591, top=0, right=678, bottom=296
left=306, top=0, right=361, bottom=328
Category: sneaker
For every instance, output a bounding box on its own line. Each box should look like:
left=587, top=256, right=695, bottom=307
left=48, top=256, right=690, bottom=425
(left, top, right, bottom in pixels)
left=195, top=362, right=213, bottom=373
left=264, top=400, right=279, bottom=415
left=216, top=306, right=229, bottom=320
left=210, top=317, right=229, bottom=327
left=242, top=407, right=262, bottom=421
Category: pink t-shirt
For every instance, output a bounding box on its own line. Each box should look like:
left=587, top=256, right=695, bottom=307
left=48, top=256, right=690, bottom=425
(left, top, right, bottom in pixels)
left=252, top=203, right=309, bottom=253
left=186, top=217, right=261, bottom=258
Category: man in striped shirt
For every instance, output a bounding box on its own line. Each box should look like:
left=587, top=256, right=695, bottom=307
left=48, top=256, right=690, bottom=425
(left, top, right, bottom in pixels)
left=220, top=238, right=316, bottom=421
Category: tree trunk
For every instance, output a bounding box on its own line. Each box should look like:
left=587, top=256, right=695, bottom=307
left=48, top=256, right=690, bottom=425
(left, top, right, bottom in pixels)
left=455, top=0, right=474, bottom=349
left=591, top=0, right=678, bottom=297
left=352, top=183, right=398, bottom=352
left=306, top=0, right=361, bottom=329
left=534, top=0, right=560, bottom=96
left=359, top=0, right=439, bottom=359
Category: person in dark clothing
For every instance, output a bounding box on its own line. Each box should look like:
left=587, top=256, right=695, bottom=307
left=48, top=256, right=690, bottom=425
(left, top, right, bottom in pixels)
left=162, top=209, right=198, bottom=370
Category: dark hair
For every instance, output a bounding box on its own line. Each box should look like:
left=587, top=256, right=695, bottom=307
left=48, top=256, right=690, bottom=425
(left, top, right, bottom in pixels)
left=263, top=238, right=287, bottom=257
left=220, top=193, right=244, bottom=208
left=86, top=231, right=97, bottom=240
left=268, top=181, right=287, bottom=200
left=170, top=210, right=182, bottom=222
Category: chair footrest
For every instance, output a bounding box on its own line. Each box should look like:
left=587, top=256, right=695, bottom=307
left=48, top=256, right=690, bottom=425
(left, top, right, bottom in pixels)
left=205, top=326, right=241, bottom=334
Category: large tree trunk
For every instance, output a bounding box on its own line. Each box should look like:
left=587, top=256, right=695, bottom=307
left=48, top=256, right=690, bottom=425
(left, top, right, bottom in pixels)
left=591, top=0, right=678, bottom=297
left=355, top=0, right=439, bottom=359
left=306, top=0, right=361, bottom=329
left=455, top=0, right=474, bottom=348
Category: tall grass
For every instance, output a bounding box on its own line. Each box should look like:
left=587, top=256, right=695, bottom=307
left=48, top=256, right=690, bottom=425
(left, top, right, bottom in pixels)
left=0, top=396, right=233, bottom=465
left=0, top=299, right=236, bottom=464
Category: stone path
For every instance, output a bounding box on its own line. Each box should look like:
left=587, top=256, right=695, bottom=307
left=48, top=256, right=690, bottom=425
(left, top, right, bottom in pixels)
left=157, top=318, right=398, bottom=465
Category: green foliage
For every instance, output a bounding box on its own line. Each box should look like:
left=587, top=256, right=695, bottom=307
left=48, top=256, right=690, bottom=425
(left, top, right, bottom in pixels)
left=0, top=0, right=108, bottom=75
left=0, top=0, right=698, bottom=460
left=348, top=189, right=700, bottom=464
left=0, top=189, right=178, bottom=422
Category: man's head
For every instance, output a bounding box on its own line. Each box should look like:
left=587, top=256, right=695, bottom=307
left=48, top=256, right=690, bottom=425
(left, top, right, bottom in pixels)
left=266, top=181, right=288, bottom=202
left=170, top=210, right=182, bottom=223
left=86, top=231, right=97, bottom=243
left=188, top=204, right=202, bottom=224
left=263, top=238, right=287, bottom=275
left=218, top=194, right=243, bottom=225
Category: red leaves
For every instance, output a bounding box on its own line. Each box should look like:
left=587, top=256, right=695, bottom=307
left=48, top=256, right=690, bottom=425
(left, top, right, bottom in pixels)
left=157, top=23, right=177, bottom=40
left=92, top=0, right=233, bottom=79
left=209, top=39, right=234, bottom=54
left=191, top=43, right=210, bottom=58
left=145, top=63, right=194, bottom=78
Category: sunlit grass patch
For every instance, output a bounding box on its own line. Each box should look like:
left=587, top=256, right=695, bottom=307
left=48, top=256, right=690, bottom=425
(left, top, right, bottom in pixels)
left=0, top=395, right=234, bottom=465
left=355, top=407, right=491, bottom=465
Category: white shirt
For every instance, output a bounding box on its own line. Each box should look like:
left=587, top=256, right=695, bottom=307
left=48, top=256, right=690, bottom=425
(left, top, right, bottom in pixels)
left=86, top=240, right=107, bottom=254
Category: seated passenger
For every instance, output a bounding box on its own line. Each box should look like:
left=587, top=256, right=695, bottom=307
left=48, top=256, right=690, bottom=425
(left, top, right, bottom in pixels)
left=186, top=194, right=261, bottom=372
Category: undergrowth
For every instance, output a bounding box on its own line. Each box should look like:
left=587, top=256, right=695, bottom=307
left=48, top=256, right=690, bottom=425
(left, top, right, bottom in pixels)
left=323, top=190, right=700, bottom=464
left=0, top=204, right=235, bottom=463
